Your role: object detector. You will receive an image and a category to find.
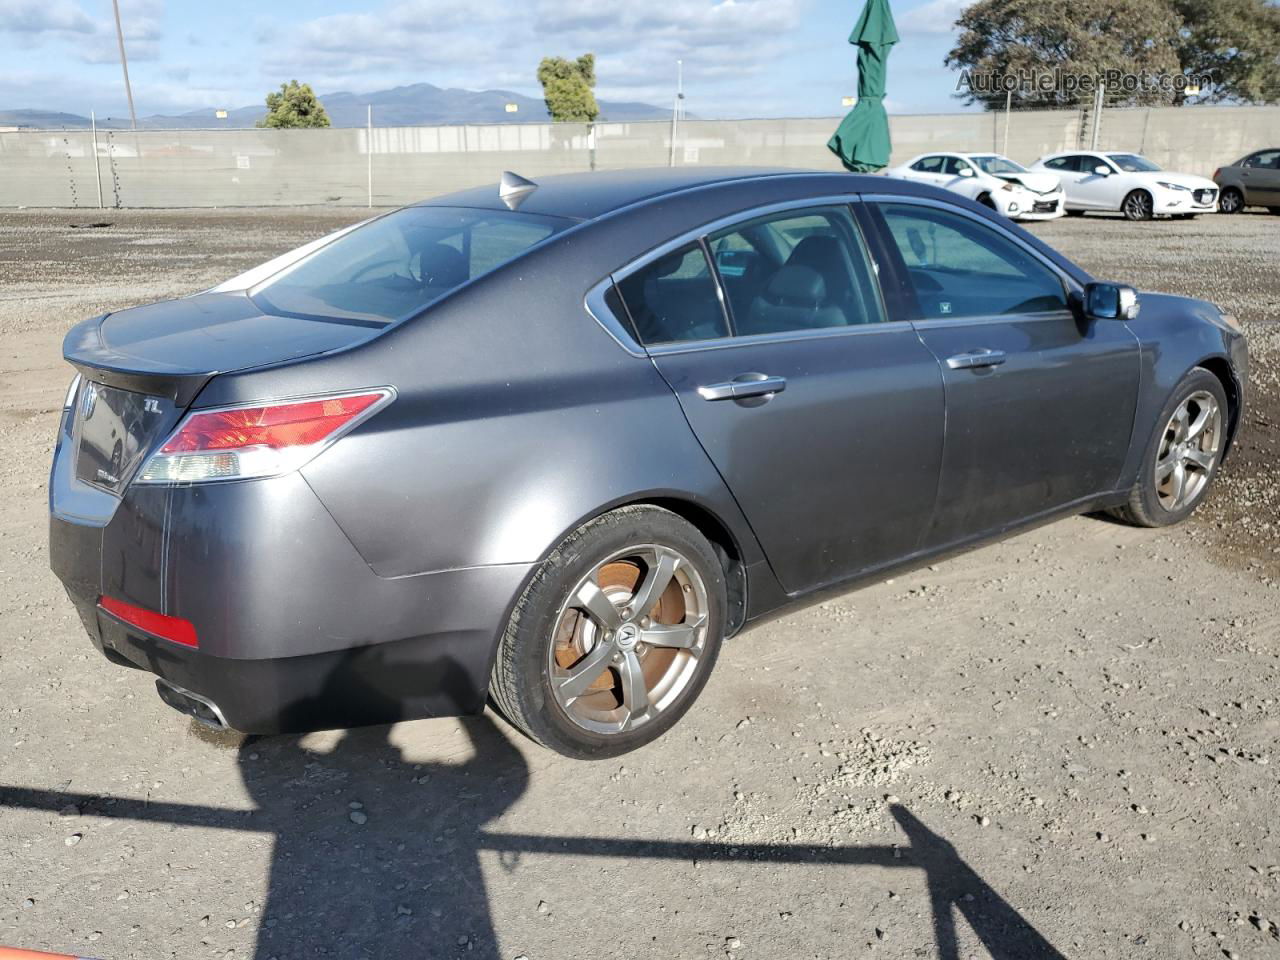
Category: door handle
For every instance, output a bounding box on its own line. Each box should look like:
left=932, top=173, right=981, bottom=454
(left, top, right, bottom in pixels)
left=697, top=374, right=787, bottom=401
left=946, top=349, right=1007, bottom=370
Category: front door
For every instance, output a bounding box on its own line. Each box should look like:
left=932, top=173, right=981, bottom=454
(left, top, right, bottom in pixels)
left=866, top=198, right=1141, bottom=547
left=614, top=204, right=945, bottom=594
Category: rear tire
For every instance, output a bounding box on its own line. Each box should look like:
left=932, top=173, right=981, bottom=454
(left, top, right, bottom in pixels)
left=1108, top=368, right=1228, bottom=528
left=1218, top=188, right=1244, bottom=214
left=490, top=505, right=727, bottom=759
left=1122, top=190, right=1154, bottom=221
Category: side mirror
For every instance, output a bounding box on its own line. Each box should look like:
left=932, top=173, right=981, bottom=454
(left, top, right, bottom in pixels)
left=1094, top=165, right=1112, bottom=176
left=1083, top=282, right=1140, bottom=321
left=958, top=167, right=975, bottom=177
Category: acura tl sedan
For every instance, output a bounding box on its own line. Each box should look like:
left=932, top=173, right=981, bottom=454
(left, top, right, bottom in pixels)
left=1033, top=151, right=1220, bottom=220
left=50, top=168, right=1248, bottom=758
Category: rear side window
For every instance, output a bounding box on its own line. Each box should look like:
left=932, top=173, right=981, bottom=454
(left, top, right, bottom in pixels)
left=876, top=202, right=1068, bottom=319
left=912, top=156, right=945, bottom=173
left=1245, top=150, right=1280, bottom=168
left=707, top=206, right=884, bottom=335
left=251, top=207, right=570, bottom=323
left=616, top=243, right=730, bottom=345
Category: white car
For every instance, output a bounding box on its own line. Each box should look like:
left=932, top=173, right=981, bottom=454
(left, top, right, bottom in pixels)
left=1031, top=151, right=1219, bottom=220
left=885, top=152, right=1066, bottom=221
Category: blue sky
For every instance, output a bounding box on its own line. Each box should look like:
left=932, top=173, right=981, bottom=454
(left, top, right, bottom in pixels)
left=0, top=0, right=975, bottom=120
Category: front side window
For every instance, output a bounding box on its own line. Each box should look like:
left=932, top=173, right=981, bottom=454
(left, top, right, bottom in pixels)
left=943, top=157, right=974, bottom=177
left=1043, top=156, right=1077, bottom=172
left=876, top=202, right=1068, bottom=320
left=616, top=244, right=730, bottom=345
left=1108, top=153, right=1160, bottom=173
left=1245, top=150, right=1280, bottom=169
left=707, top=206, right=885, bottom=335
left=252, top=207, right=570, bottom=323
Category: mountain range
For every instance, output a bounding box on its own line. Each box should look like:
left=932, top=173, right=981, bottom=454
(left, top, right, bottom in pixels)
left=0, top=82, right=673, bottom=130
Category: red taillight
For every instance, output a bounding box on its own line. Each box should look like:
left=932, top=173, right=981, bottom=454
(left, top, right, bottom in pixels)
left=1212, top=168, right=1220, bottom=180
left=138, top=389, right=393, bottom=484
left=99, top=596, right=198, bottom=648
left=160, top=393, right=383, bottom=453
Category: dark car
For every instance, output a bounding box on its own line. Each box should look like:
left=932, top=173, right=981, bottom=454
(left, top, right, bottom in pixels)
left=49, top=168, right=1248, bottom=758
left=1214, top=148, right=1280, bottom=214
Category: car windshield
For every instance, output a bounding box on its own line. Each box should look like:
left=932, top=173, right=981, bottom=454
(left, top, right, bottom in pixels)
left=970, top=155, right=1026, bottom=175
left=251, top=207, right=572, bottom=323
left=1108, top=154, right=1161, bottom=173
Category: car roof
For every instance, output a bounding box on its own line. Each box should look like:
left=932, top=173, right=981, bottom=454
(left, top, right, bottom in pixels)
left=416, top=167, right=887, bottom=221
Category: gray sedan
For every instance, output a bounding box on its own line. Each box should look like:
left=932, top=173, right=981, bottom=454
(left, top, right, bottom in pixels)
left=49, top=168, right=1248, bottom=758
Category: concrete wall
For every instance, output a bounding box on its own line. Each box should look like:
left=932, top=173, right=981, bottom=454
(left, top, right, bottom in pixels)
left=2, top=105, right=1276, bottom=209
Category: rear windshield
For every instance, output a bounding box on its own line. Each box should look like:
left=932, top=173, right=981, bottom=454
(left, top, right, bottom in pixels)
left=251, top=207, right=572, bottom=323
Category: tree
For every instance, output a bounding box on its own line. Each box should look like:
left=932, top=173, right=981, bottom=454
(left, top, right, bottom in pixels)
left=945, top=0, right=1280, bottom=108
left=257, top=80, right=331, bottom=129
left=537, top=54, right=600, bottom=123
left=1171, top=0, right=1280, bottom=102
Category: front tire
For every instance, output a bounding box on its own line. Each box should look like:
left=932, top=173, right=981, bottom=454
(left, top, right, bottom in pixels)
left=1108, top=368, right=1228, bottom=527
left=1122, top=190, right=1154, bottom=221
left=490, top=505, right=727, bottom=759
left=1218, top=188, right=1244, bottom=214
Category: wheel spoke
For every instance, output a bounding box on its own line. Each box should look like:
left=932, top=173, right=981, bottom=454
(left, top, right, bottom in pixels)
left=640, top=615, right=706, bottom=650
left=555, top=641, right=615, bottom=703
left=574, top=579, right=623, bottom=632
left=1171, top=405, right=1190, bottom=441
left=1185, top=447, right=1215, bottom=471
left=1169, top=461, right=1187, bottom=506
left=1185, top=404, right=1214, bottom=441
left=618, top=650, right=648, bottom=724
left=628, top=548, right=679, bottom=619
left=1155, top=452, right=1178, bottom=480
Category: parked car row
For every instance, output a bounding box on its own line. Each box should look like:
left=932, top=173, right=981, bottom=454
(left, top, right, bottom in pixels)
left=886, top=147, right=1280, bottom=222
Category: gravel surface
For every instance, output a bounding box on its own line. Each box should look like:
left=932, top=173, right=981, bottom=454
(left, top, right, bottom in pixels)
left=0, top=207, right=1277, bottom=960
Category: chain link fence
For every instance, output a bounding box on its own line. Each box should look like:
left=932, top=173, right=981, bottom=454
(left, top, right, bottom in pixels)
left=2, top=105, right=1275, bottom=208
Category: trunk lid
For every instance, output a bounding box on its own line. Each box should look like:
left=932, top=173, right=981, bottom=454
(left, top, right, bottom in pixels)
left=63, top=290, right=385, bottom=496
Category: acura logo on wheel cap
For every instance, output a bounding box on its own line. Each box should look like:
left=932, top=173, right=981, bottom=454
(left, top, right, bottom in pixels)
left=615, top=623, right=639, bottom=650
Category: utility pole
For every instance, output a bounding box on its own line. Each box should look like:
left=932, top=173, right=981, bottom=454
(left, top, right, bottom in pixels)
left=111, top=0, right=137, bottom=130
left=668, top=60, right=684, bottom=167
left=1002, top=88, right=1012, bottom=156
left=91, top=110, right=104, bottom=209
left=1089, top=83, right=1104, bottom=151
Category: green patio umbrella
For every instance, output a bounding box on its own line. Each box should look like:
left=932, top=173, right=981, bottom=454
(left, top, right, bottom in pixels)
left=827, top=0, right=899, bottom=173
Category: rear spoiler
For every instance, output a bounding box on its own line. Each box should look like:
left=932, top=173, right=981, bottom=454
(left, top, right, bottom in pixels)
left=63, top=314, right=216, bottom=407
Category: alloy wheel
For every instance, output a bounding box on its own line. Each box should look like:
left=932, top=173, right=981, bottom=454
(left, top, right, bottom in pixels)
left=1123, top=191, right=1154, bottom=221
left=1154, top=390, right=1222, bottom=512
left=547, top=544, right=710, bottom=735
left=1219, top=189, right=1243, bottom=214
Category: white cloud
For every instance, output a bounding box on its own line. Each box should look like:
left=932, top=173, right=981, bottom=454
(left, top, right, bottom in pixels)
left=896, top=0, right=970, bottom=36
left=0, top=0, right=95, bottom=34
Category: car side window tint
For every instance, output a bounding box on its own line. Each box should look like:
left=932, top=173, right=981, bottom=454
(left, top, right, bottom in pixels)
left=1247, top=150, right=1280, bottom=168
left=943, top=157, right=971, bottom=176
left=876, top=203, right=1068, bottom=320
left=616, top=243, right=730, bottom=345
left=708, top=206, right=885, bottom=336
left=1044, top=156, right=1075, bottom=172
left=913, top=156, right=944, bottom=173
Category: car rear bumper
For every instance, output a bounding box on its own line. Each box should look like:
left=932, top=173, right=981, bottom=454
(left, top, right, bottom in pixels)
left=50, top=462, right=532, bottom=733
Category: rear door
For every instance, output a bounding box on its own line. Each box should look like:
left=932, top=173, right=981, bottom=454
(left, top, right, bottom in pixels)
left=864, top=197, right=1141, bottom=546
left=613, top=202, right=945, bottom=594
left=1242, top=150, right=1280, bottom=204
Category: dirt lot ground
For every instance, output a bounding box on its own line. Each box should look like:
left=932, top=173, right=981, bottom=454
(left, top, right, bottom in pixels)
left=0, top=207, right=1277, bottom=960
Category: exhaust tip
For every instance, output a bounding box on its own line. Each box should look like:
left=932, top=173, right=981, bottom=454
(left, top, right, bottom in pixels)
left=155, top=679, right=229, bottom=731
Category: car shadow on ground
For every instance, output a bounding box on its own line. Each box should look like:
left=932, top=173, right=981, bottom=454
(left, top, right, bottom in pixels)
left=0, top=657, right=1067, bottom=959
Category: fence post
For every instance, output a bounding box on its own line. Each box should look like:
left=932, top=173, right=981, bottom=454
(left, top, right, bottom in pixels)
left=91, top=110, right=104, bottom=209
left=367, top=104, right=373, bottom=209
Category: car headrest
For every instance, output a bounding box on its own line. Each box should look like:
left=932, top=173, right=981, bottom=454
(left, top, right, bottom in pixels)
left=418, top=243, right=468, bottom=287
left=765, top=264, right=826, bottom=305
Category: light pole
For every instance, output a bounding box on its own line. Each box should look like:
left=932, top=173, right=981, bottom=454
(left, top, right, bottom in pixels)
left=111, top=0, right=137, bottom=130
